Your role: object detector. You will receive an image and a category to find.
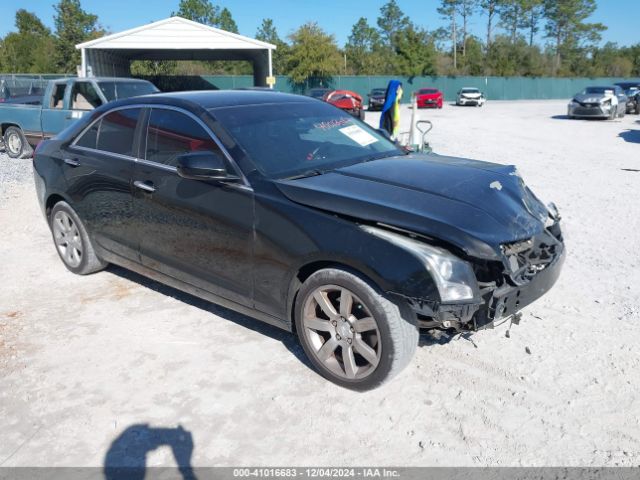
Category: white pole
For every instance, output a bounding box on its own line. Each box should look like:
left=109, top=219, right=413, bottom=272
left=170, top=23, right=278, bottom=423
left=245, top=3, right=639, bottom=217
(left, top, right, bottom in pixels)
left=408, top=94, right=418, bottom=147
left=80, top=48, right=87, bottom=78
left=268, top=49, right=273, bottom=89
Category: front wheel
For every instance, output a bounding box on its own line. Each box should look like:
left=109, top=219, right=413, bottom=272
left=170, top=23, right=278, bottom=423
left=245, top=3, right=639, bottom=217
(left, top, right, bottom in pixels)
left=295, top=268, right=418, bottom=391
left=50, top=201, right=107, bottom=275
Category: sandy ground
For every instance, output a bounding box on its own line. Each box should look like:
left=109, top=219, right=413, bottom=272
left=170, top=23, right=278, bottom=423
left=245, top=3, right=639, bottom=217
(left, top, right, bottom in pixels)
left=0, top=100, right=639, bottom=468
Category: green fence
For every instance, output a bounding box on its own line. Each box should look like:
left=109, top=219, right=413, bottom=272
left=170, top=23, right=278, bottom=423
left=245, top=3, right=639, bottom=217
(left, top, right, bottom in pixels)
left=184, top=75, right=638, bottom=103
left=3, top=73, right=638, bottom=103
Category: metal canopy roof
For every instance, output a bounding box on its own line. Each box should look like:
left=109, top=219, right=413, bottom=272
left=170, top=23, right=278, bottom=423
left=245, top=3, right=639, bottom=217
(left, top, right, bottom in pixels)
left=75, top=17, right=276, bottom=86
left=76, top=16, right=275, bottom=51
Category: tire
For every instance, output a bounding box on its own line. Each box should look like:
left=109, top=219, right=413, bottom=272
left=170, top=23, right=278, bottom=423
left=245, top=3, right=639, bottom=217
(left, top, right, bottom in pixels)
left=294, top=268, right=418, bottom=391
left=3, top=126, right=32, bottom=159
left=49, top=201, right=107, bottom=275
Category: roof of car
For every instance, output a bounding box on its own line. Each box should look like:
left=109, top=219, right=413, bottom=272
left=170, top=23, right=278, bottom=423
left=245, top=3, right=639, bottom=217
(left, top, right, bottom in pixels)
left=116, top=89, right=315, bottom=109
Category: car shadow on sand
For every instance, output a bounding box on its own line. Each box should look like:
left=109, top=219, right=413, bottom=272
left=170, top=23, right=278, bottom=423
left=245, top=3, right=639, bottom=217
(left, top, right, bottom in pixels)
left=107, top=265, right=457, bottom=364
left=104, top=424, right=197, bottom=480
left=105, top=264, right=313, bottom=370
left=619, top=129, right=640, bottom=143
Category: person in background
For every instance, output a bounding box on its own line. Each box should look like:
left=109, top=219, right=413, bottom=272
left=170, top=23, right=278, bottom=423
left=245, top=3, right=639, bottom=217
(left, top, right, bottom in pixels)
left=379, top=80, right=403, bottom=139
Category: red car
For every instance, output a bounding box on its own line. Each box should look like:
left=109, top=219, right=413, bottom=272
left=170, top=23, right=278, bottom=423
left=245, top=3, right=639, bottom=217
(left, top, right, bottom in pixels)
left=323, top=90, right=365, bottom=120
left=415, top=88, right=443, bottom=109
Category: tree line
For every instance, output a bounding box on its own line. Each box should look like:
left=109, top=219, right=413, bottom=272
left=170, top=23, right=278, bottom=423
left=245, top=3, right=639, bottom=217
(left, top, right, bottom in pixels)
left=1, top=0, right=639, bottom=84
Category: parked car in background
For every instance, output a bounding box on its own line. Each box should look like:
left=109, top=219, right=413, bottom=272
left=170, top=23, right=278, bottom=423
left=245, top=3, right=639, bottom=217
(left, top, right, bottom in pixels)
left=456, top=87, right=485, bottom=107
left=415, top=88, right=443, bottom=109
left=33, top=90, right=564, bottom=390
left=0, top=77, right=158, bottom=158
left=323, top=89, right=365, bottom=120
left=306, top=87, right=332, bottom=100
left=567, top=85, right=627, bottom=120
left=614, top=81, right=640, bottom=113
left=626, top=90, right=640, bottom=114
left=367, top=88, right=387, bottom=111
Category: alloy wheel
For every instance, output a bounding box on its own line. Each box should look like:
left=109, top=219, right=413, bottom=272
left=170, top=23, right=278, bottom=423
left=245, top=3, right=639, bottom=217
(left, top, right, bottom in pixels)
left=52, top=211, right=83, bottom=268
left=302, top=285, right=381, bottom=380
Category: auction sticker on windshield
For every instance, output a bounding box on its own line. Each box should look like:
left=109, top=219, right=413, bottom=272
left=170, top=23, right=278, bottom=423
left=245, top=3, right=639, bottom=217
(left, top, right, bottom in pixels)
left=339, top=125, right=378, bottom=147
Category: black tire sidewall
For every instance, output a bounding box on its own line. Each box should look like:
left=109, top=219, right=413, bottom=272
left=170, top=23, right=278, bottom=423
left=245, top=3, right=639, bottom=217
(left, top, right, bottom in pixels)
left=50, top=202, right=92, bottom=275
left=294, top=269, right=401, bottom=391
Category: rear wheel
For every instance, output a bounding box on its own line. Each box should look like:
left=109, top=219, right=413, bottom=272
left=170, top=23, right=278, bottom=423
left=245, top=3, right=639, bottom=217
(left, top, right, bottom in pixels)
left=295, top=268, right=418, bottom=391
left=3, top=126, right=32, bottom=159
left=50, top=201, right=107, bottom=275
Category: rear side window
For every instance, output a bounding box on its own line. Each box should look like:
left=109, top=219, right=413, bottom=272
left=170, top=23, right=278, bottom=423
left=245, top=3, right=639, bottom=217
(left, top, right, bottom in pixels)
left=145, top=108, right=219, bottom=166
left=96, top=108, right=142, bottom=157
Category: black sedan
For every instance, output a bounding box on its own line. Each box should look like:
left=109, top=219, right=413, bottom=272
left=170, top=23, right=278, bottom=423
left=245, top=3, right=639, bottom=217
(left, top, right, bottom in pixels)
left=33, top=91, right=565, bottom=390
left=367, top=88, right=387, bottom=111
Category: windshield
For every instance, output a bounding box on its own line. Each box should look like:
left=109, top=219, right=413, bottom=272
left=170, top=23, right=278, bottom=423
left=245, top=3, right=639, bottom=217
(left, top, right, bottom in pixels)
left=461, top=88, right=479, bottom=93
left=212, top=101, right=402, bottom=180
left=583, top=87, right=614, bottom=95
left=419, top=89, right=438, bottom=94
left=98, top=81, right=158, bottom=101
left=371, top=89, right=386, bottom=95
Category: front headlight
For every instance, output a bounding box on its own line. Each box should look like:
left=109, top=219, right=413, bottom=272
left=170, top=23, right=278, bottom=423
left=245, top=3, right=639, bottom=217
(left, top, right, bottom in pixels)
left=361, top=225, right=479, bottom=302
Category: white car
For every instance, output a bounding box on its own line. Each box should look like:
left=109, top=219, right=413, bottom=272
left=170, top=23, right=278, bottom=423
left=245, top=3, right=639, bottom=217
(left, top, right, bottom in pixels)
left=456, top=87, right=486, bottom=107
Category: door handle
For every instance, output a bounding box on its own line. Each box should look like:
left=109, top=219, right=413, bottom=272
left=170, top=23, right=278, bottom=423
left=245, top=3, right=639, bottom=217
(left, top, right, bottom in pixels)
left=134, top=180, right=156, bottom=193
left=64, top=158, right=80, bottom=167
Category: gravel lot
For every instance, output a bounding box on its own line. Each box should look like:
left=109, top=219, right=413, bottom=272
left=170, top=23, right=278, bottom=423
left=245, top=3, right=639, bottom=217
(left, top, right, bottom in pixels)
left=1, top=100, right=639, bottom=468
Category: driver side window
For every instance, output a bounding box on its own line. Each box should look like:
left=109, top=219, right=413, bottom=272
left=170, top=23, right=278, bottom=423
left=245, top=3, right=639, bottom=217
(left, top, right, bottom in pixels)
left=71, top=82, right=103, bottom=111
left=145, top=108, right=221, bottom=167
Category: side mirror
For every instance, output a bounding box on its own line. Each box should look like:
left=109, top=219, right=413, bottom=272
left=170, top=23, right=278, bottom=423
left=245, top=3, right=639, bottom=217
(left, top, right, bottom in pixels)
left=176, top=151, right=239, bottom=181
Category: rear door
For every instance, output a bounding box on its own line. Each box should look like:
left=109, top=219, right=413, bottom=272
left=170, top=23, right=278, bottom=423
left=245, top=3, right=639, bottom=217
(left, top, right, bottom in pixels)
left=132, top=106, right=254, bottom=307
left=65, top=107, right=144, bottom=261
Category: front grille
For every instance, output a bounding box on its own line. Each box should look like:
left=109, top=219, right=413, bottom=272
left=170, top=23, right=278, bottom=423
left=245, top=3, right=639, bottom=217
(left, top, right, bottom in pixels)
left=573, top=107, right=603, bottom=116
left=502, top=234, right=560, bottom=286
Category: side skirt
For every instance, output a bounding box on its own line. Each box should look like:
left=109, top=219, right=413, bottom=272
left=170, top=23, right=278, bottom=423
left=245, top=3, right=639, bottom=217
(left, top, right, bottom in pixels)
left=99, top=249, right=292, bottom=333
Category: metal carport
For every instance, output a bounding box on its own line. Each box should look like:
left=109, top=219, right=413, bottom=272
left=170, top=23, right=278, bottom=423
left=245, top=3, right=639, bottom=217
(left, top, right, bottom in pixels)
left=75, top=17, right=276, bottom=87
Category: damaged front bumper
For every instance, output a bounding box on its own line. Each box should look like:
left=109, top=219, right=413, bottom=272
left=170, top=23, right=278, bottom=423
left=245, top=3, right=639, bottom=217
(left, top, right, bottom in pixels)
left=406, top=222, right=566, bottom=331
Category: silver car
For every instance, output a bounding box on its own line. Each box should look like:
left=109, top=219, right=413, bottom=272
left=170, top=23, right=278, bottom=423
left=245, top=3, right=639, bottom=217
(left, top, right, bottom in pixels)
left=568, top=86, right=627, bottom=119
left=456, top=87, right=486, bottom=107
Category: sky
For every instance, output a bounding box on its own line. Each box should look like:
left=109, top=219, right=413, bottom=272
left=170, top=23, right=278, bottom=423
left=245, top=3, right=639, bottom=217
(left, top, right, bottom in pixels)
left=1, top=0, right=639, bottom=48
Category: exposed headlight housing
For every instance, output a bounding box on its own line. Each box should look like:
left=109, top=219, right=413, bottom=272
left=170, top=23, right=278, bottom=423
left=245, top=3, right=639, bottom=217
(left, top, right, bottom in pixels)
left=361, top=225, right=480, bottom=302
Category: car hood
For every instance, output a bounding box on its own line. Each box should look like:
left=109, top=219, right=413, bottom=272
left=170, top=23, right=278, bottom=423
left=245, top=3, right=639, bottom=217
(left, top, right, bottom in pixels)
left=275, top=154, right=550, bottom=260
left=460, top=92, right=482, bottom=98
left=574, top=93, right=607, bottom=103
left=418, top=93, right=440, bottom=99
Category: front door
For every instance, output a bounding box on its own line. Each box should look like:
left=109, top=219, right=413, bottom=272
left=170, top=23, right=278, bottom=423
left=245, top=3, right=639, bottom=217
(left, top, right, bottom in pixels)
left=132, top=107, right=254, bottom=307
left=41, top=81, right=75, bottom=137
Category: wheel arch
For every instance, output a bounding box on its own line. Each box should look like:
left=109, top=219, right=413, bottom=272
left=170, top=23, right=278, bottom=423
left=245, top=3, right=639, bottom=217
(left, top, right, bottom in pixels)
left=1, top=123, right=21, bottom=136
left=44, top=192, right=72, bottom=219
left=286, top=258, right=394, bottom=333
